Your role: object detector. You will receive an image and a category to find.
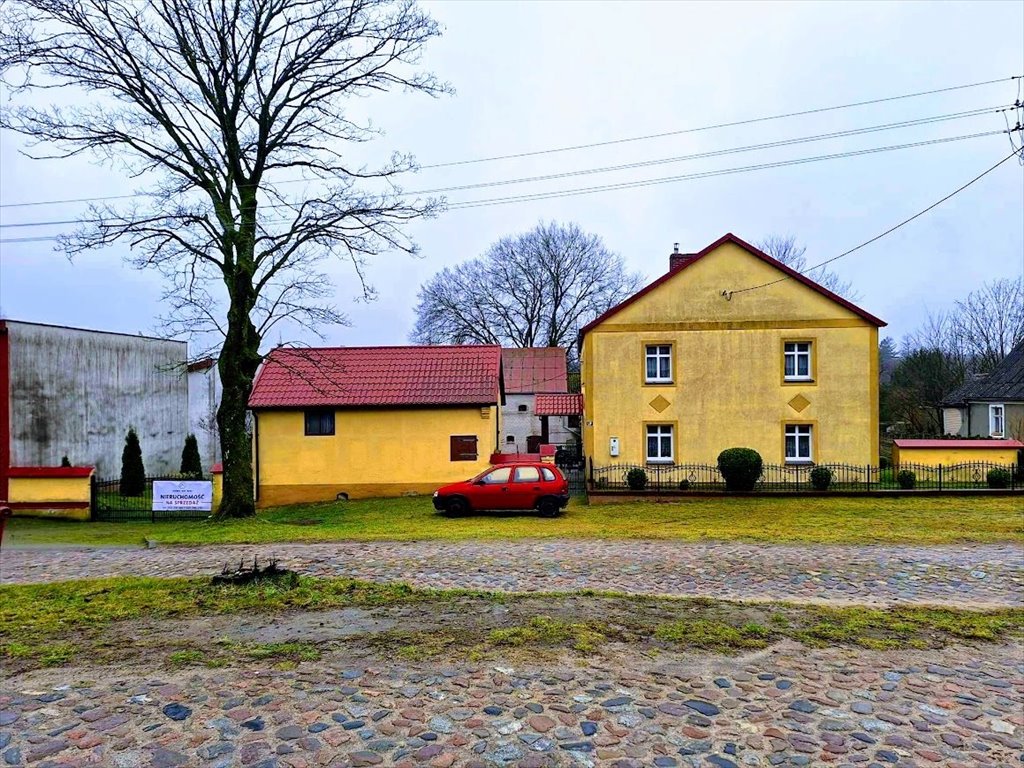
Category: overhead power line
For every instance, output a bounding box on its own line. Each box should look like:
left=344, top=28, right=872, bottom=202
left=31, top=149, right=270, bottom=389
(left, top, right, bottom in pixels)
left=0, top=75, right=1019, bottom=211
left=0, top=109, right=1011, bottom=231
left=725, top=148, right=1023, bottom=298
left=0, top=129, right=1010, bottom=244
left=444, top=130, right=1005, bottom=210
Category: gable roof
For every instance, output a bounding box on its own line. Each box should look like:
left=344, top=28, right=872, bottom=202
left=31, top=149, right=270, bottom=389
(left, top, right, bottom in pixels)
left=578, top=233, right=886, bottom=340
left=249, top=345, right=503, bottom=409
left=501, top=348, right=568, bottom=394
left=942, top=341, right=1024, bottom=404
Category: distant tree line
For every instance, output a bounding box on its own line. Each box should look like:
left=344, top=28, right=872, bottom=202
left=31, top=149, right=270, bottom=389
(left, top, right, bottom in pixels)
left=881, top=277, right=1024, bottom=436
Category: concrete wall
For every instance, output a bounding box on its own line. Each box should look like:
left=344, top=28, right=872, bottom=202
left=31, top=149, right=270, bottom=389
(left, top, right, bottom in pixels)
left=581, top=240, right=880, bottom=467
left=5, top=321, right=188, bottom=477
left=500, top=394, right=576, bottom=453
left=255, top=405, right=501, bottom=506
left=187, top=363, right=222, bottom=468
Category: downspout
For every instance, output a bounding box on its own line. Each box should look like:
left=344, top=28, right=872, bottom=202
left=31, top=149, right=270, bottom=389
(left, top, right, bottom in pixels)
left=253, top=411, right=260, bottom=502
left=0, top=321, right=9, bottom=502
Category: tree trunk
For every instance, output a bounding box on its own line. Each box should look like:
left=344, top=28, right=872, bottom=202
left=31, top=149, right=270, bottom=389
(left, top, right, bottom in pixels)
left=215, top=238, right=262, bottom=517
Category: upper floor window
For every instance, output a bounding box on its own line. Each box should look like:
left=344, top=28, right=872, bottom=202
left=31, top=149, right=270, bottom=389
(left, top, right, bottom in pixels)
left=304, top=409, right=335, bottom=436
left=645, top=344, right=672, bottom=383
left=989, top=404, right=1005, bottom=438
left=784, top=342, right=813, bottom=381
left=785, top=424, right=813, bottom=463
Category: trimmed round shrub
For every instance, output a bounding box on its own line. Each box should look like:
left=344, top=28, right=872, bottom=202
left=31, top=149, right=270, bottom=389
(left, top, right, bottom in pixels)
left=987, top=468, right=1012, bottom=489
left=809, top=466, right=833, bottom=491
left=717, top=448, right=763, bottom=492
left=60, top=455, right=72, bottom=468
left=677, top=479, right=690, bottom=491
left=896, top=469, right=916, bottom=490
left=626, top=468, right=648, bottom=491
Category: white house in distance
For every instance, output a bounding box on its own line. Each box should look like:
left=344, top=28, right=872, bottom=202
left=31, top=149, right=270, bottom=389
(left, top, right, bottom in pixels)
left=500, top=348, right=581, bottom=453
left=187, top=357, right=222, bottom=466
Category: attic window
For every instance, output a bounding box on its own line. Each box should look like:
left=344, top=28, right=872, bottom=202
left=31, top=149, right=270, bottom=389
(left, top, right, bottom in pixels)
left=518, top=404, right=528, bottom=412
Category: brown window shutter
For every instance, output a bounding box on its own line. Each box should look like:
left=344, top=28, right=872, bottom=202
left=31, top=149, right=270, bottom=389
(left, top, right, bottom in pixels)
left=450, top=435, right=478, bottom=461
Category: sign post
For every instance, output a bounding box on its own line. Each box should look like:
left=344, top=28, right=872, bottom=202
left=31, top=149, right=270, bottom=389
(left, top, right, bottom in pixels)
left=152, top=480, right=214, bottom=518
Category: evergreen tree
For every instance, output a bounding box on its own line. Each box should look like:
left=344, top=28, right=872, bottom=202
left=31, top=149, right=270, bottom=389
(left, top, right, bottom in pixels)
left=120, top=427, right=146, bottom=497
left=180, top=434, right=203, bottom=478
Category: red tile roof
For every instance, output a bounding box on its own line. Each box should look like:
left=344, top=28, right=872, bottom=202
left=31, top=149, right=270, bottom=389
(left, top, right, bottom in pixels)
left=501, top=348, right=568, bottom=394
left=893, top=439, right=1024, bottom=449
left=579, top=233, right=886, bottom=341
left=535, top=393, right=584, bottom=416
left=249, top=345, right=503, bottom=408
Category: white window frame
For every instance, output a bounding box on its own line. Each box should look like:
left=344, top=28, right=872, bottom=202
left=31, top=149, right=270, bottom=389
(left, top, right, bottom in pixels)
left=645, top=344, right=673, bottom=384
left=645, top=424, right=674, bottom=464
left=785, top=424, right=813, bottom=463
left=784, top=342, right=813, bottom=382
left=989, top=404, right=1005, bottom=438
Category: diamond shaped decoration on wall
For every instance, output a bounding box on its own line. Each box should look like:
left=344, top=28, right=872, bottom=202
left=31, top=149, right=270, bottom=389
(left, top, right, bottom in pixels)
left=788, top=394, right=810, bottom=413
left=649, top=395, right=671, bottom=413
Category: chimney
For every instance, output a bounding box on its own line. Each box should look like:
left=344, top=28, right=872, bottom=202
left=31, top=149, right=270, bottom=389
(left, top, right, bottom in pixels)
left=669, top=242, right=695, bottom=271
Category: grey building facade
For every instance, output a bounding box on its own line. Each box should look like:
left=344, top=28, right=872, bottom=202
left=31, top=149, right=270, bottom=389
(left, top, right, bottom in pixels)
left=942, top=341, right=1024, bottom=440
left=1, top=320, right=190, bottom=478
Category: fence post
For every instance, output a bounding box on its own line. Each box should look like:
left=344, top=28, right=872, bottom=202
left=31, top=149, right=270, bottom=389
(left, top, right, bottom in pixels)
left=866, top=464, right=870, bottom=492
left=588, top=456, right=594, bottom=488
left=90, top=475, right=97, bottom=521
left=152, top=479, right=156, bottom=524
left=938, top=464, right=943, bottom=493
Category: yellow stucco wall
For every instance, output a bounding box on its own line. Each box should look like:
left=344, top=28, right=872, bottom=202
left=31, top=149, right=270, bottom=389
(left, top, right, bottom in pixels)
left=255, top=405, right=499, bottom=506
left=893, top=445, right=1021, bottom=466
left=8, top=475, right=92, bottom=520
left=212, top=471, right=223, bottom=513
left=582, top=241, right=880, bottom=466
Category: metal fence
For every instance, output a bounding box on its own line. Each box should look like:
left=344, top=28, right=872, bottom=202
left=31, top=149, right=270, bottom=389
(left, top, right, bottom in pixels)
left=91, top=475, right=212, bottom=521
left=589, top=460, right=1022, bottom=493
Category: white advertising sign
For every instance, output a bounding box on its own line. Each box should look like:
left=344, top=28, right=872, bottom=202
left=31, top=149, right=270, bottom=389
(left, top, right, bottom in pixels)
left=153, top=480, right=213, bottom=512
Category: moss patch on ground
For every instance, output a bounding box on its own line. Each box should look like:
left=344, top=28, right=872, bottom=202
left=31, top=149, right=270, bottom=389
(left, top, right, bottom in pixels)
left=7, top=493, right=1023, bottom=547
left=3, top=576, right=1022, bottom=673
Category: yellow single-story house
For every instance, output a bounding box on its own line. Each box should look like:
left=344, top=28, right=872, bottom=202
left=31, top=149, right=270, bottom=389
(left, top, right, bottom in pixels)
left=579, top=233, right=886, bottom=468
left=248, top=345, right=504, bottom=506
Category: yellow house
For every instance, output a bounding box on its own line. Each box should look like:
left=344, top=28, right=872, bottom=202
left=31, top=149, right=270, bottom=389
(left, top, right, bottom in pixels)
left=248, top=345, right=503, bottom=506
left=579, top=234, right=886, bottom=469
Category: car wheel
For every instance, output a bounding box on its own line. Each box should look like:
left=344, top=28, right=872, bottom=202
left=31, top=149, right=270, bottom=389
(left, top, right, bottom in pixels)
left=446, top=497, right=469, bottom=517
left=537, top=497, right=559, bottom=518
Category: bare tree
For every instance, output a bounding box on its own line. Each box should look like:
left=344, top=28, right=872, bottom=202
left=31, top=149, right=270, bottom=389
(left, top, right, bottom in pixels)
left=903, top=277, right=1023, bottom=375
left=411, top=222, right=642, bottom=363
left=757, top=235, right=859, bottom=300
left=1, top=0, right=447, bottom=516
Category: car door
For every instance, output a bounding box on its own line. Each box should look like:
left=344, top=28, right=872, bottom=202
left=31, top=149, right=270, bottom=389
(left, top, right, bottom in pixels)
left=473, top=466, right=514, bottom=510
left=510, top=465, right=543, bottom=508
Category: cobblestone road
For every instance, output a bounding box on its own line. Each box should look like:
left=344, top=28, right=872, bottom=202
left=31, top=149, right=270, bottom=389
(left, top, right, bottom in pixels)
left=3, top=541, right=1023, bottom=607
left=3, top=642, right=1022, bottom=768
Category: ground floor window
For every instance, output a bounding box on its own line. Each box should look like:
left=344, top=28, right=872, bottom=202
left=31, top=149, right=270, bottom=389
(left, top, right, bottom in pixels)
left=785, top=424, right=812, bottom=462
left=646, top=424, right=673, bottom=463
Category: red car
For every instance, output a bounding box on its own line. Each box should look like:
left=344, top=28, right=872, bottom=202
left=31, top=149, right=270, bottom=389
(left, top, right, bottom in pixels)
left=433, top=463, right=570, bottom=517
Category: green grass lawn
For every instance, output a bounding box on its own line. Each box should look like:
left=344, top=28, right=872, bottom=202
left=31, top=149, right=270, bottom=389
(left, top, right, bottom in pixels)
left=5, top=493, right=1022, bottom=547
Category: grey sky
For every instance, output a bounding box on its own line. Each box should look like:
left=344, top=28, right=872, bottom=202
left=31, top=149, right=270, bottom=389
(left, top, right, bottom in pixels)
left=1, top=0, right=1022, bottom=352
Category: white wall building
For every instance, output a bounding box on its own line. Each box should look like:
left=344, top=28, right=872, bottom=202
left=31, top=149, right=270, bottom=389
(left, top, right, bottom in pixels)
left=499, top=348, right=580, bottom=453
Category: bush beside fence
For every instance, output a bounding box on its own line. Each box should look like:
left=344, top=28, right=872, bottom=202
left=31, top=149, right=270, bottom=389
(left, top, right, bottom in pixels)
left=589, top=460, right=1022, bottom=493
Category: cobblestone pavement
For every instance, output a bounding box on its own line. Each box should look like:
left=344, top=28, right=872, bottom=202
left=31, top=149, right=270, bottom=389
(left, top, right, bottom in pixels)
left=3, top=541, right=1023, bottom=608
left=3, top=642, right=1022, bottom=768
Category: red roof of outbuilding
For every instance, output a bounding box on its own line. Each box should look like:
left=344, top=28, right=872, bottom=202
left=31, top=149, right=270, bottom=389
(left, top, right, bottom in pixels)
left=535, top=393, right=584, bottom=415
left=249, top=345, right=503, bottom=408
left=501, top=348, right=568, bottom=394
left=893, top=439, right=1024, bottom=449
left=578, top=233, right=886, bottom=341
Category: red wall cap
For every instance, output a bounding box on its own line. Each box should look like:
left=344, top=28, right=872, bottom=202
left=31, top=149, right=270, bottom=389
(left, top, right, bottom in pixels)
left=8, top=466, right=95, bottom=478
left=211, top=463, right=224, bottom=474
left=893, top=439, right=1024, bottom=449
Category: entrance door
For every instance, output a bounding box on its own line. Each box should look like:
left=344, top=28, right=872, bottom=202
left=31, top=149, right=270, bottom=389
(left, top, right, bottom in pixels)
left=526, top=435, right=542, bottom=453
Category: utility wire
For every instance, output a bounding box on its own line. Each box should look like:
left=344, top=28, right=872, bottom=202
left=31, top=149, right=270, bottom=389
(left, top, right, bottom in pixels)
left=725, top=148, right=1023, bottom=298
left=0, top=109, right=1010, bottom=230
left=445, top=130, right=1005, bottom=210
left=0, top=75, right=1018, bottom=211
left=0, top=130, right=1008, bottom=243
